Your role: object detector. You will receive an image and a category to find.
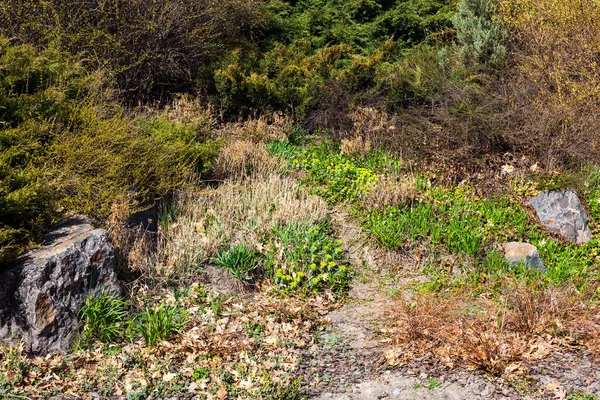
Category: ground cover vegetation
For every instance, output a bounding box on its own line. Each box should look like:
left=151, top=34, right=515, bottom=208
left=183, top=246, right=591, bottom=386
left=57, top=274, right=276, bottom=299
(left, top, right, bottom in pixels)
left=268, top=129, right=600, bottom=396
left=1, top=0, right=600, bottom=398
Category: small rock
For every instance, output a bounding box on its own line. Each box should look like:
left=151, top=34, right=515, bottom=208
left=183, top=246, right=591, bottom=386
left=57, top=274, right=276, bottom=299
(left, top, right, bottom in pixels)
left=479, top=383, right=495, bottom=397
left=392, top=388, right=401, bottom=396
left=502, top=242, right=545, bottom=272
left=527, top=189, right=592, bottom=244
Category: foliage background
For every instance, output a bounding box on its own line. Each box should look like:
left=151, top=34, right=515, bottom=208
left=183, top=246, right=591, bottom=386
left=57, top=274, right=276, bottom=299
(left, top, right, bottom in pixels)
left=1, top=0, right=599, bottom=262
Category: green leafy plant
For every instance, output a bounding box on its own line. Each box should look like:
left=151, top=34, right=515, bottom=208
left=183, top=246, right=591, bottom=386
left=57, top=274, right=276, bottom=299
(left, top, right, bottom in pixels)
left=286, top=125, right=308, bottom=146
left=214, top=244, right=264, bottom=283
left=78, top=290, right=130, bottom=346
left=209, top=294, right=225, bottom=317
left=290, top=144, right=379, bottom=204
left=426, top=377, right=442, bottom=390
left=272, top=222, right=350, bottom=294
left=244, top=322, right=266, bottom=339
left=192, top=367, right=211, bottom=381
left=136, top=304, right=188, bottom=347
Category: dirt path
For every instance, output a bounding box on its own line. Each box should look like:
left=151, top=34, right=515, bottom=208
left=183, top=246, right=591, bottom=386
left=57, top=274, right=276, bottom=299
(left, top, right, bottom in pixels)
left=297, top=208, right=600, bottom=400
left=300, top=209, right=523, bottom=400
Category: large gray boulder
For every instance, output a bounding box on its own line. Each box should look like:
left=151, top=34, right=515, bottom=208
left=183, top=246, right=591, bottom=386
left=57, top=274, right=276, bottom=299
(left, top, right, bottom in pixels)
left=527, top=189, right=592, bottom=244
left=0, top=217, right=119, bottom=354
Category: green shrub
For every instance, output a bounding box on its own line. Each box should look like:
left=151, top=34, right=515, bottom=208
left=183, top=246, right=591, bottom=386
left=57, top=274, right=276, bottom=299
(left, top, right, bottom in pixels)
left=214, top=0, right=459, bottom=116
left=0, top=0, right=267, bottom=100
left=0, top=39, right=90, bottom=265
left=0, top=38, right=220, bottom=266
left=266, top=0, right=456, bottom=51
left=214, top=44, right=349, bottom=116
left=52, top=105, right=221, bottom=219
left=371, top=44, right=452, bottom=107
left=453, top=0, right=508, bottom=70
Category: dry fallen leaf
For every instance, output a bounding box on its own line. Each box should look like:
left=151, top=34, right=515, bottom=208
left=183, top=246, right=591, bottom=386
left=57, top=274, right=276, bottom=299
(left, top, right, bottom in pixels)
left=217, top=385, right=228, bottom=399
left=188, top=382, right=199, bottom=393
left=546, top=382, right=566, bottom=400
left=236, top=379, right=253, bottom=390
left=163, top=372, right=177, bottom=382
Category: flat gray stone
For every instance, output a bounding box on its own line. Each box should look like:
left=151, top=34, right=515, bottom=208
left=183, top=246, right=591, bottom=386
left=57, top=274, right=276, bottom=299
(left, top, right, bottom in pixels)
left=527, top=189, right=592, bottom=244
left=502, top=242, right=545, bottom=272
left=0, top=216, right=120, bottom=354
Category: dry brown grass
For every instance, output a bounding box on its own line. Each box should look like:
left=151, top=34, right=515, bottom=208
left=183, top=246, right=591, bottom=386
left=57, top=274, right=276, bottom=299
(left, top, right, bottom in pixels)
left=345, top=106, right=399, bottom=149
left=219, top=112, right=289, bottom=143
left=364, top=174, right=418, bottom=210
left=341, top=135, right=372, bottom=157
left=385, top=283, right=597, bottom=376
left=213, top=139, right=283, bottom=181
left=133, top=175, right=328, bottom=283
left=166, top=96, right=217, bottom=131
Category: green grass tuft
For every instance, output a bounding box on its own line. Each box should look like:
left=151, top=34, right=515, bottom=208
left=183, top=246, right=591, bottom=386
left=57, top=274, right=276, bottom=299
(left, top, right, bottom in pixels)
left=78, top=290, right=130, bottom=346
left=136, top=304, right=188, bottom=347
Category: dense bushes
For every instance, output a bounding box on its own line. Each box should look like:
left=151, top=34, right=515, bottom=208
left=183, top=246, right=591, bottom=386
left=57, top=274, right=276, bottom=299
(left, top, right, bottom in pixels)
left=213, top=0, right=458, bottom=116
left=497, top=0, right=600, bottom=167
left=0, top=38, right=219, bottom=266
left=0, top=0, right=267, bottom=100
left=0, top=0, right=461, bottom=116
left=2, top=0, right=599, bottom=265
left=0, top=38, right=91, bottom=265
left=266, top=0, right=457, bottom=50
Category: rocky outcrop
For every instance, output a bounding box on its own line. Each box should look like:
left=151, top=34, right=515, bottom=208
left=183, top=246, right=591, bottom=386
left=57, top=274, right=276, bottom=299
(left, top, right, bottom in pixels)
left=527, top=189, right=592, bottom=244
left=0, top=217, right=119, bottom=355
left=502, top=242, right=545, bottom=272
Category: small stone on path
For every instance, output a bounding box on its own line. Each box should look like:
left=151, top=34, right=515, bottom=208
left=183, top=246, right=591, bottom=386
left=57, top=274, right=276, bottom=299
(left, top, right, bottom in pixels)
left=502, top=242, right=545, bottom=272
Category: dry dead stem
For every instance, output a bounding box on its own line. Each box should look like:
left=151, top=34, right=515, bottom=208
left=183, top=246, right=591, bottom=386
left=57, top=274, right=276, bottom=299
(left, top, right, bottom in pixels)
left=384, top=283, right=600, bottom=378
left=134, top=174, right=328, bottom=283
